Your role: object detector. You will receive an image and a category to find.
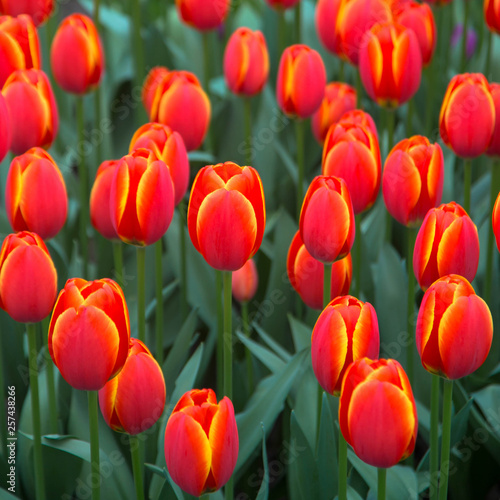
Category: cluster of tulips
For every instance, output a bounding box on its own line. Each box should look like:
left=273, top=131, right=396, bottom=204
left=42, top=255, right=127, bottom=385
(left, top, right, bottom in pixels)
left=0, top=0, right=499, bottom=499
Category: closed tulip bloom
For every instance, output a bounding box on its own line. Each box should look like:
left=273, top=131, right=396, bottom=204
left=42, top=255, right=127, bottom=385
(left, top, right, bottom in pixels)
left=439, top=73, right=495, bottom=158
left=359, top=22, right=422, bottom=108
left=5, top=147, right=67, bottom=239
left=232, top=258, right=258, bottom=303
left=413, top=201, right=480, bottom=291
left=416, top=275, right=493, bottom=379
left=0, top=0, right=53, bottom=26
left=312, top=296, right=379, bottom=395
left=142, top=66, right=169, bottom=117
left=339, top=109, right=379, bottom=141
left=99, top=338, right=166, bottom=435
left=223, top=27, right=269, bottom=97
left=486, top=83, right=500, bottom=157
left=382, top=136, right=444, bottom=227
left=312, top=82, right=357, bottom=144
left=322, top=122, right=381, bottom=214
left=276, top=44, right=326, bottom=119
left=265, top=0, right=300, bottom=9
left=175, top=0, right=230, bottom=31
left=300, top=176, right=355, bottom=264
left=287, top=231, right=352, bottom=310
left=48, top=278, right=130, bottom=391
left=0, top=14, right=40, bottom=87
left=129, top=122, right=189, bottom=205
left=485, top=0, right=500, bottom=34
left=0, top=231, right=57, bottom=323
left=164, top=388, right=238, bottom=497
left=0, top=92, right=11, bottom=161
left=493, top=191, right=500, bottom=251
left=2, top=68, right=58, bottom=154
left=51, top=13, right=104, bottom=94
left=110, top=149, right=175, bottom=246
left=188, top=162, right=265, bottom=271
left=339, top=358, right=417, bottom=468
left=315, top=0, right=343, bottom=57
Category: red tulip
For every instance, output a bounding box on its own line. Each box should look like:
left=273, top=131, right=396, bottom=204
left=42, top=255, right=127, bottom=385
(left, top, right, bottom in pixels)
left=109, top=149, right=175, bottom=246
left=0, top=92, right=11, bottom=161
left=187, top=162, right=266, bottom=272
left=493, top=190, right=500, bottom=252
left=339, top=109, right=379, bottom=141
left=48, top=278, right=130, bottom=391
left=99, top=338, right=166, bottom=435
left=0, top=0, right=53, bottom=26
left=0, top=231, right=57, bottom=323
left=164, top=388, right=238, bottom=497
left=265, top=0, right=300, bottom=8
left=5, top=147, right=67, bottom=239
left=223, top=27, right=269, bottom=97
left=413, top=201, right=480, bottom=291
left=276, top=44, right=326, bottom=118
left=486, top=83, right=500, bottom=157
left=416, top=274, right=493, bottom=379
left=439, top=73, right=495, bottom=158
left=382, top=135, right=444, bottom=227
left=175, top=0, right=231, bottom=31
left=2, top=68, right=58, bottom=154
left=312, top=296, right=379, bottom=395
left=232, top=258, right=258, bottom=303
left=129, top=122, right=189, bottom=206
left=315, top=0, right=343, bottom=57
left=485, top=0, right=500, bottom=34
left=339, top=358, right=417, bottom=468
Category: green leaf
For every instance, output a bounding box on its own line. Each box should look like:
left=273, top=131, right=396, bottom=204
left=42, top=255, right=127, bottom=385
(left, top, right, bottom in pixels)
left=253, top=323, right=292, bottom=362
left=288, top=314, right=311, bottom=353
left=146, top=464, right=185, bottom=500
left=317, top=392, right=338, bottom=500
left=145, top=280, right=179, bottom=320
left=255, top=424, right=269, bottom=500
left=236, top=330, right=286, bottom=373
left=451, top=398, right=473, bottom=448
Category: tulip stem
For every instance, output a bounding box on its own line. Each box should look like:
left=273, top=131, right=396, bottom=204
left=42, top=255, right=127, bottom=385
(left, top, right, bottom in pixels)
left=461, top=0, right=469, bottom=72
left=94, top=0, right=100, bottom=24
left=377, top=468, right=386, bottom=500
left=354, top=214, right=362, bottom=298
left=463, top=158, right=472, bottom=215
left=244, top=98, right=253, bottom=165
left=88, top=391, right=100, bottom=500
left=179, top=201, right=188, bottom=320
left=438, top=379, right=453, bottom=500
left=27, top=323, right=46, bottom=500
left=131, top=0, right=145, bottom=95
left=130, top=435, right=145, bottom=500
left=323, top=263, right=331, bottom=309
left=430, top=375, right=440, bottom=500
left=406, top=98, right=413, bottom=138
left=386, top=108, right=395, bottom=155
left=155, top=240, right=164, bottom=365
left=202, top=33, right=213, bottom=153
left=355, top=70, right=363, bottom=108
left=112, top=241, right=124, bottom=288
left=137, top=246, right=146, bottom=344
left=41, top=317, right=58, bottom=434
left=406, top=227, right=416, bottom=388
left=278, top=11, right=286, bottom=58
left=339, top=60, right=345, bottom=83
left=485, top=30, right=493, bottom=79
left=485, top=161, right=500, bottom=304
left=338, top=429, right=348, bottom=500
left=216, top=270, right=224, bottom=396
left=295, top=1, right=301, bottom=43
left=296, top=119, right=305, bottom=220
left=94, top=0, right=103, bottom=166
left=242, top=301, right=254, bottom=393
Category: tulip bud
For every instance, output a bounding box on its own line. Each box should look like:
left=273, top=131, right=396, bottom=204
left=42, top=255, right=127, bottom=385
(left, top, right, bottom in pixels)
left=485, top=0, right=500, bottom=34
left=493, top=191, right=500, bottom=252
left=164, top=388, right=238, bottom=497
left=232, top=258, right=258, bottom=303
left=0, top=0, right=54, bottom=26
left=265, top=0, right=300, bottom=9
left=175, top=0, right=231, bottom=31
left=0, top=92, right=11, bottom=161
left=48, top=278, right=130, bottom=391
left=0, top=231, right=57, bottom=323
left=315, top=0, right=343, bottom=57
left=416, top=275, right=493, bottom=379
left=486, top=83, right=500, bottom=157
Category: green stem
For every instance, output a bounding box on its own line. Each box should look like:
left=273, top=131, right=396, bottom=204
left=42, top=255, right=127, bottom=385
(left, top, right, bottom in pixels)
left=338, top=428, right=348, bottom=500
left=216, top=271, right=223, bottom=396
left=316, top=385, right=323, bottom=448
left=386, top=108, right=395, bottom=155
left=294, top=1, right=301, bottom=43
left=203, top=33, right=213, bottom=153
left=430, top=375, right=440, bottom=500
left=137, top=246, right=146, bottom=343
left=41, top=317, right=58, bottom=434
left=296, top=119, right=305, bottom=220
left=155, top=240, right=164, bottom=365
left=223, top=271, right=233, bottom=500
left=94, top=0, right=100, bottom=25
left=278, top=10, right=286, bottom=58
left=377, top=468, right=386, bottom=500
left=132, top=0, right=145, bottom=91
left=88, top=391, right=100, bottom=500
left=242, top=301, right=254, bottom=393
left=355, top=69, right=362, bottom=108
left=323, top=263, right=332, bottom=309
left=179, top=202, right=188, bottom=320
left=485, top=161, right=500, bottom=304
left=338, top=60, right=345, bottom=83
left=112, top=241, right=123, bottom=288
left=354, top=214, right=362, bottom=298
left=130, top=435, right=145, bottom=500
left=485, top=30, right=493, bottom=79
left=406, top=227, right=416, bottom=388
left=27, top=323, right=46, bottom=500
left=460, top=0, right=469, bottom=72
left=463, top=158, right=472, bottom=215
left=94, top=0, right=103, bottom=166
left=244, top=97, right=252, bottom=165
left=406, top=98, right=414, bottom=138
left=438, top=379, right=454, bottom=500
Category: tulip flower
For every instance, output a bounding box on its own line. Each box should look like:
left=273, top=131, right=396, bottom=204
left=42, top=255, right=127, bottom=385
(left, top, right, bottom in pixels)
left=48, top=278, right=130, bottom=391
left=359, top=22, right=422, bottom=108
left=339, top=109, right=379, bottom=140
left=164, top=388, right=238, bottom=497
left=232, top=258, right=258, bottom=303
left=99, top=338, right=166, bottom=435
left=486, top=83, right=500, bottom=157
left=485, top=0, right=500, bottom=34
left=109, top=148, right=175, bottom=247
left=0, top=231, right=57, bottom=323
left=223, top=27, right=269, bottom=97
left=276, top=44, right=326, bottom=119
left=439, top=73, right=495, bottom=158
left=50, top=13, right=104, bottom=95
left=315, top=0, right=343, bottom=57
left=311, top=82, right=357, bottom=144
left=287, top=230, right=352, bottom=310
left=187, top=161, right=266, bottom=272
left=300, top=176, right=355, bottom=264
left=265, top=0, right=300, bottom=8
left=0, top=14, right=40, bottom=87
left=382, top=136, right=444, bottom=227
left=143, top=67, right=211, bottom=151
left=5, top=147, right=67, bottom=239
left=339, top=358, right=417, bottom=468
left=0, top=92, right=11, bottom=161
left=413, top=201, right=480, bottom=291
left=0, top=0, right=53, bottom=26
left=129, top=122, right=189, bottom=205
left=175, top=0, right=231, bottom=31
left=311, top=296, right=379, bottom=395
left=322, top=122, right=381, bottom=214
left=2, top=68, right=58, bottom=154
left=493, top=191, right=500, bottom=252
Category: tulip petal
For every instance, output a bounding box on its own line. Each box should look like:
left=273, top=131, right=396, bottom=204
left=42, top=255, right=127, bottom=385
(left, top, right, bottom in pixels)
left=352, top=303, right=379, bottom=360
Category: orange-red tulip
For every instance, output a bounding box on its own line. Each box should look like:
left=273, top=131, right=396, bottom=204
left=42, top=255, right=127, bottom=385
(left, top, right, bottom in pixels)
left=0, top=231, right=57, bottom=323
left=485, top=0, right=500, bottom=34
left=0, top=14, right=40, bottom=88
left=232, top=258, right=258, bottom=303
left=99, top=338, right=166, bottom=435
left=486, top=83, right=500, bottom=157
left=416, top=275, right=493, bottom=379
left=223, top=27, right=269, bottom=97
left=312, top=296, right=379, bottom=395
left=359, top=22, right=422, bottom=107
left=188, top=161, right=266, bottom=272
left=311, top=82, right=357, bottom=144
left=2, top=68, right=58, bottom=154
left=0, top=92, right=11, bottom=161
left=300, top=176, right=355, bottom=264
left=382, top=135, right=444, bottom=227
left=164, top=389, right=238, bottom=497
left=315, top=0, right=343, bottom=57
left=339, top=358, right=417, bottom=468
left=413, top=201, right=480, bottom=291
left=48, top=278, right=130, bottom=391
left=129, top=122, right=189, bottom=206
left=265, top=0, right=300, bottom=8
left=5, top=147, right=67, bottom=239
left=276, top=44, right=326, bottom=119
left=493, top=191, right=500, bottom=251
left=110, top=149, right=175, bottom=246
left=143, top=67, right=211, bottom=151
left=50, top=13, right=104, bottom=94
left=175, top=0, right=230, bottom=31
left=439, top=73, right=495, bottom=158
left=339, top=109, right=379, bottom=141
left=0, top=0, right=53, bottom=26
left=322, top=122, right=381, bottom=214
